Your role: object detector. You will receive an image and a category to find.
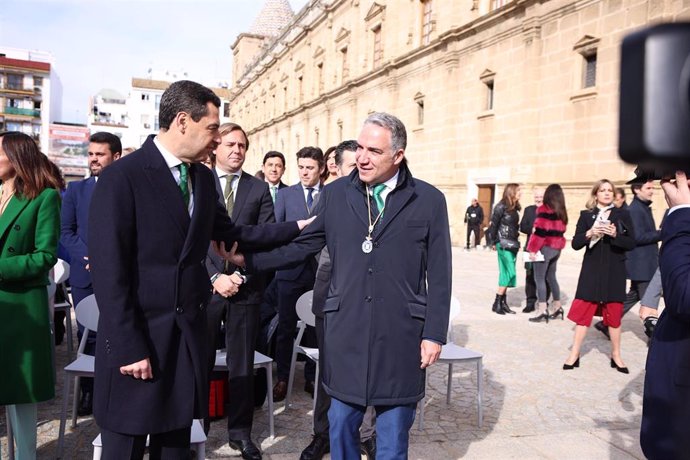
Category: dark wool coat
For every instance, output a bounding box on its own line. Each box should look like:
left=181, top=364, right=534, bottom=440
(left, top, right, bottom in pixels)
left=0, top=188, right=59, bottom=404
left=625, top=196, right=660, bottom=281
left=641, top=208, right=690, bottom=459
left=245, top=165, right=452, bottom=406
left=89, top=136, right=300, bottom=435
left=572, top=207, right=635, bottom=302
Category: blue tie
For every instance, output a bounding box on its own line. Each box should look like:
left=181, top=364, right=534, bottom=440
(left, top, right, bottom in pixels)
left=306, top=187, right=314, bottom=211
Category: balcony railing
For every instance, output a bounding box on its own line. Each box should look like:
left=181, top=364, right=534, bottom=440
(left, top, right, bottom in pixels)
left=3, top=106, right=40, bottom=117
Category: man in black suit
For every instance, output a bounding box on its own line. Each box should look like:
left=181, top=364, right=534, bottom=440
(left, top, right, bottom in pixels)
left=204, top=123, right=274, bottom=459
left=519, top=188, right=548, bottom=313
left=88, top=80, right=308, bottom=459
left=271, top=146, right=324, bottom=402
left=261, top=151, right=287, bottom=203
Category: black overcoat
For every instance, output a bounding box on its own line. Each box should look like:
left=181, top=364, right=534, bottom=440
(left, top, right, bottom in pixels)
left=245, top=165, right=452, bottom=406
left=88, top=137, right=299, bottom=435
left=572, top=207, right=635, bottom=302
left=625, top=196, right=660, bottom=281
left=641, top=208, right=690, bottom=459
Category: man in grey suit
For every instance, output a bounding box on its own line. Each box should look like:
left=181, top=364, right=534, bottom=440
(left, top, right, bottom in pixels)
left=204, top=123, right=274, bottom=459
left=272, top=146, right=324, bottom=402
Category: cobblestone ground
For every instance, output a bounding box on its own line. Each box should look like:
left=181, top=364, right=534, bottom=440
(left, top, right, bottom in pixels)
left=1, top=247, right=649, bottom=459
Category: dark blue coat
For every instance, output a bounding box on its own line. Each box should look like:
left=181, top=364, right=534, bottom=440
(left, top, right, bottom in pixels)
left=273, top=183, right=317, bottom=281
left=245, top=166, right=452, bottom=406
left=641, top=208, right=690, bottom=459
left=88, top=136, right=299, bottom=435
left=625, top=196, right=660, bottom=281
left=60, top=177, right=96, bottom=288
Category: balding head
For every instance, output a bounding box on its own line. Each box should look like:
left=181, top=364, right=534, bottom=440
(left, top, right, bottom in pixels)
left=533, top=187, right=545, bottom=206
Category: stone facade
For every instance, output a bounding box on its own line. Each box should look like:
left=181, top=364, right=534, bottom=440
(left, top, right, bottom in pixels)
left=229, top=0, right=690, bottom=244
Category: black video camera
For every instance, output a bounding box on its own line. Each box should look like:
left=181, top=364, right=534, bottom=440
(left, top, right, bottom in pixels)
left=619, top=23, right=690, bottom=180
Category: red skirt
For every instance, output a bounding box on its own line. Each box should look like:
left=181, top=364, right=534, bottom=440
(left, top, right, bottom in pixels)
left=567, top=298, right=623, bottom=328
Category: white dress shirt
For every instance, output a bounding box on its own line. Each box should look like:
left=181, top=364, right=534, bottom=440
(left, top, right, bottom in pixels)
left=154, top=136, right=193, bottom=216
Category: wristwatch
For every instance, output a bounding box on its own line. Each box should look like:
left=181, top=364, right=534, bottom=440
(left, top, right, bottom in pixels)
left=233, top=270, right=248, bottom=284
left=210, top=272, right=221, bottom=284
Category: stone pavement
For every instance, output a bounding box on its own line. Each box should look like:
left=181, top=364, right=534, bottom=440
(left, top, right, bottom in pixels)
left=1, top=246, right=651, bottom=459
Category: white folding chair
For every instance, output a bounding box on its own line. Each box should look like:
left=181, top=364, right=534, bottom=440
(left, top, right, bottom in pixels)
left=418, top=296, right=483, bottom=429
left=286, top=290, right=320, bottom=411
left=214, top=350, right=275, bottom=439
left=57, top=294, right=98, bottom=458
left=52, top=259, right=75, bottom=357
left=91, top=419, right=207, bottom=460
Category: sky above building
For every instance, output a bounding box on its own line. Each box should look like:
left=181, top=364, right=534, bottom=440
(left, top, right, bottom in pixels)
left=0, top=0, right=308, bottom=124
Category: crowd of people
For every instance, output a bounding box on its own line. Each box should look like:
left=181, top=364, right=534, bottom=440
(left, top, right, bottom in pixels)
left=0, top=77, right=681, bottom=459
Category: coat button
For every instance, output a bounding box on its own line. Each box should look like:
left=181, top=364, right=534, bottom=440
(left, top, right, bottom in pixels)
left=365, top=296, right=372, bottom=302
left=8, top=247, right=14, bottom=253
left=199, top=302, right=205, bottom=311
left=13, top=225, right=20, bottom=231
left=176, top=306, right=184, bottom=314
left=374, top=242, right=380, bottom=248
left=368, top=268, right=373, bottom=274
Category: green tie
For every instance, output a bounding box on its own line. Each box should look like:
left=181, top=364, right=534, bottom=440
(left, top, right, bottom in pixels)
left=177, top=163, right=190, bottom=207
left=270, top=185, right=277, bottom=203
left=373, top=183, right=386, bottom=215
left=224, top=175, right=237, bottom=216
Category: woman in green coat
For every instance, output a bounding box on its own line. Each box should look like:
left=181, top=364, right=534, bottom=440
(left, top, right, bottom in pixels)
left=0, top=131, right=63, bottom=459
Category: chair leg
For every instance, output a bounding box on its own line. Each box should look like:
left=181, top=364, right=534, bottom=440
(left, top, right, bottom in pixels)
left=58, top=370, right=71, bottom=458
left=93, top=444, right=102, bottom=460
left=312, top=362, right=319, bottom=415
left=195, top=441, right=205, bottom=460
left=65, top=306, right=74, bottom=358
left=285, top=347, right=299, bottom=408
left=477, top=358, right=483, bottom=428
left=6, top=406, right=15, bottom=460
left=71, top=376, right=81, bottom=428
left=446, top=363, right=453, bottom=405
left=266, top=363, right=275, bottom=439
left=417, top=371, right=428, bottom=431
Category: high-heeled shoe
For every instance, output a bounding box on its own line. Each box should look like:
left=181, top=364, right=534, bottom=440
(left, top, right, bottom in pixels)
left=610, top=358, right=629, bottom=374
left=549, top=307, right=564, bottom=320
left=529, top=312, right=549, bottom=323
left=563, top=357, right=580, bottom=370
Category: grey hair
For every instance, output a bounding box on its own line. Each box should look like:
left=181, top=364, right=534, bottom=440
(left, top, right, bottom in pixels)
left=363, top=112, right=407, bottom=152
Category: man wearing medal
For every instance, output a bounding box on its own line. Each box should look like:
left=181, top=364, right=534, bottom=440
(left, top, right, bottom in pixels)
left=224, top=112, right=452, bottom=459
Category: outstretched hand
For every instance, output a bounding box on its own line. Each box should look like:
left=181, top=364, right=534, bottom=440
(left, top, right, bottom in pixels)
left=212, top=241, right=245, bottom=268
left=297, top=215, right=317, bottom=230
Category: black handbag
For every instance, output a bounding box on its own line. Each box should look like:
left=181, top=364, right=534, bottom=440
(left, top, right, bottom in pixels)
left=499, top=238, right=520, bottom=250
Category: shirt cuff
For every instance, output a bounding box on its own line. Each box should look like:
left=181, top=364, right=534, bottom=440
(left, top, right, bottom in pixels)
left=667, top=204, right=690, bottom=215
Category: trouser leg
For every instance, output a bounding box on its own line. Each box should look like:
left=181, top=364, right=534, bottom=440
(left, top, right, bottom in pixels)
left=374, top=403, right=417, bottom=460
left=328, top=398, right=365, bottom=460
left=313, top=316, right=331, bottom=436
left=6, top=403, right=37, bottom=460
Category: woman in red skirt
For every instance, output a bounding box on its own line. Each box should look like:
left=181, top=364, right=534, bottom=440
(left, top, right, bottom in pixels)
left=563, top=179, right=635, bottom=372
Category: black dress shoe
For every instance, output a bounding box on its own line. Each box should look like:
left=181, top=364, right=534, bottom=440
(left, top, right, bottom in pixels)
left=273, top=380, right=288, bottom=402
left=304, top=380, right=315, bottom=397
left=361, top=436, right=377, bottom=459
left=522, top=305, right=536, bottom=313
left=300, top=435, right=330, bottom=460
left=228, top=438, right=262, bottom=460
left=77, top=391, right=93, bottom=416
left=594, top=321, right=610, bottom=340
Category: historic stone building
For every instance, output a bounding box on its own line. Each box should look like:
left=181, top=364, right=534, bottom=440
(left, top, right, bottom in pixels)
left=229, top=0, right=690, bottom=244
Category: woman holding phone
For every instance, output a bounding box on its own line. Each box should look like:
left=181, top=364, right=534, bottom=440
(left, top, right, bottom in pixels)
left=563, top=179, right=635, bottom=371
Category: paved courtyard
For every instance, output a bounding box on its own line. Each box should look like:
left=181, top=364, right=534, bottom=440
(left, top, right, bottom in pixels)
left=2, top=246, right=650, bottom=459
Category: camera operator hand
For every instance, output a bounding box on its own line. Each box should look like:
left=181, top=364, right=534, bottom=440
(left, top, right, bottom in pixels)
left=661, top=171, right=690, bottom=207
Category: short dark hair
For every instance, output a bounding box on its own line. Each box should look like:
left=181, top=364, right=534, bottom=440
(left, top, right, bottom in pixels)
left=630, top=180, right=652, bottom=195
left=335, top=140, right=358, bottom=167
left=158, top=80, right=221, bottom=130
left=295, top=146, right=324, bottom=166
left=615, top=187, right=626, bottom=198
left=263, top=151, right=285, bottom=167
left=89, top=131, right=122, bottom=155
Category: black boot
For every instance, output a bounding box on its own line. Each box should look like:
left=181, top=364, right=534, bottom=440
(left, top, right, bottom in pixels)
left=492, top=294, right=505, bottom=315
left=500, top=294, right=516, bottom=314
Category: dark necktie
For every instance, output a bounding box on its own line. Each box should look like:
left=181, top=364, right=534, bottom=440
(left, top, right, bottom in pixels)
left=177, top=163, right=190, bottom=208
left=307, top=187, right=314, bottom=212
left=224, top=175, right=237, bottom=217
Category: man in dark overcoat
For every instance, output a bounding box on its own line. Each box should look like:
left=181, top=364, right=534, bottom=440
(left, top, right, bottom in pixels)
left=641, top=172, right=690, bottom=459
left=88, top=80, right=305, bottom=459
left=228, top=112, right=452, bottom=459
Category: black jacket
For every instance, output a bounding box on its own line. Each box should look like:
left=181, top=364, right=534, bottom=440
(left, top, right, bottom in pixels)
left=488, top=202, right=520, bottom=247
left=572, top=207, right=636, bottom=302
left=625, top=196, right=660, bottom=281
left=464, top=204, right=484, bottom=226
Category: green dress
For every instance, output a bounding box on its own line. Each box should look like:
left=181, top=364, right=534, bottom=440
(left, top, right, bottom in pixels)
left=0, top=187, right=60, bottom=404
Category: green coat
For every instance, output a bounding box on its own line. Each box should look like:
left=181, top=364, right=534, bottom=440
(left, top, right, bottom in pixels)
left=0, top=187, right=60, bottom=404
